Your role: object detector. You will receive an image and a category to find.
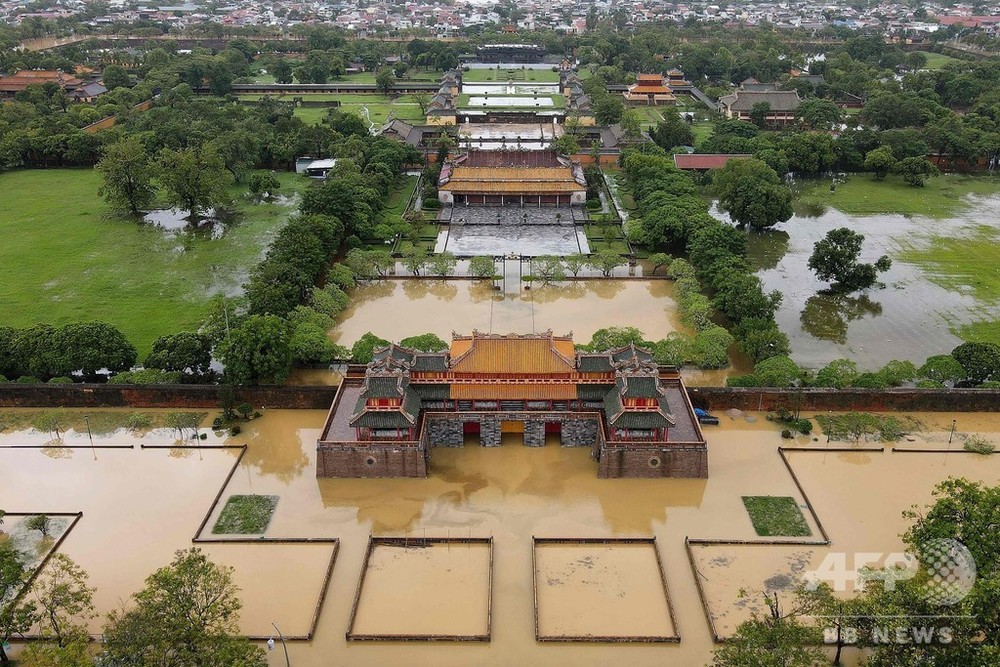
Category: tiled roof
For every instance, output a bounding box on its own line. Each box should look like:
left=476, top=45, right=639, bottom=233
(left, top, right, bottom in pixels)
left=441, top=180, right=584, bottom=194
left=719, top=90, right=801, bottom=112
left=577, top=354, right=614, bottom=372
left=450, top=166, right=578, bottom=182
left=450, top=332, right=576, bottom=374
left=673, top=153, right=752, bottom=170
left=577, top=384, right=614, bottom=400
left=450, top=383, right=577, bottom=400
left=412, top=354, right=449, bottom=372
left=616, top=374, right=661, bottom=398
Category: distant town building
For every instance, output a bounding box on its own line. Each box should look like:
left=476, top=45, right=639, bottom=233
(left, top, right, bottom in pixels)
left=316, top=332, right=708, bottom=479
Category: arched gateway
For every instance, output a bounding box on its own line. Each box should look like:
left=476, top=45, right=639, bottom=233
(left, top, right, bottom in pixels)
left=316, top=332, right=708, bottom=479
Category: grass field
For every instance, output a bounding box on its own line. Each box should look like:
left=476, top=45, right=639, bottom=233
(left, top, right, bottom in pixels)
left=899, top=223, right=1000, bottom=304
left=913, top=50, right=963, bottom=69
left=252, top=70, right=444, bottom=85
left=794, top=173, right=1000, bottom=217
left=240, top=93, right=426, bottom=126
left=461, top=67, right=560, bottom=83
left=0, top=169, right=305, bottom=356
left=691, top=121, right=714, bottom=147
left=741, top=496, right=811, bottom=537
left=212, top=495, right=278, bottom=534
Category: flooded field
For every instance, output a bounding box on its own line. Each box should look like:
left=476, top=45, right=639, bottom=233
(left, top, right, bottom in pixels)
left=330, top=279, right=691, bottom=349
left=1, top=407, right=998, bottom=665
left=713, top=194, right=1000, bottom=369
left=350, top=540, right=492, bottom=639
left=534, top=540, right=675, bottom=640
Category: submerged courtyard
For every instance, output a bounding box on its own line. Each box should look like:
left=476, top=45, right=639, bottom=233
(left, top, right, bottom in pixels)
left=2, top=406, right=998, bottom=665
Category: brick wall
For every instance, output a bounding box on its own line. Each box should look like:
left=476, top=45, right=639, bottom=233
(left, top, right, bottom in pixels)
left=316, top=446, right=426, bottom=478
left=0, top=384, right=339, bottom=409
left=598, top=447, right=708, bottom=479
left=687, top=387, right=1000, bottom=413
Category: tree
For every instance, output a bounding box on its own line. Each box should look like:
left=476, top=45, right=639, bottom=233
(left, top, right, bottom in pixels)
left=795, top=98, right=841, bottom=130
left=587, top=249, right=625, bottom=277
left=951, top=341, right=1000, bottom=384
left=564, top=253, right=588, bottom=277
left=413, top=91, right=431, bottom=116
left=97, top=137, right=157, bottom=216
left=864, top=146, right=896, bottom=180
left=402, top=247, right=428, bottom=276
left=51, top=322, right=137, bottom=378
left=918, top=354, right=967, bottom=385
left=468, top=256, right=496, bottom=279
left=427, top=251, right=456, bottom=277
left=216, top=315, right=292, bottom=385
left=532, top=256, right=566, bottom=283
left=619, top=109, right=643, bottom=143
left=749, top=101, right=772, bottom=128
left=814, top=358, right=859, bottom=388
left=375, top=67, right=396, bottom=96
left=351, top=332, right=390, bottom=364
left=144, top=332, right=212, bottom=375
left=399, top=333, right=448, bottom=351
left=712, top=158, right=793, bottom=230
left=101, top=64, right=130, bottom=91
left=894, top=156, right=938, bottom=187
left=551, top=134, right=580, bottom=156
left=583, top=327, right=649, bottom=351
left=1, top=544, right=35, bottom=666
left=289, top=323, right=337, bottom=364
left=247, top=171, right=281, bottom=202
left=711, top=589, right=825, bottom=667
left=30, top=553, right=95, bottom=647
left=101, top=548, right=266, bottom=667
left=156, top=146, right=230, bottom=218
left=650, top=113, right=694, bottom=151
left=271, top=59, right=293, bottom=84
left=808, top=227, right=892, bottom=292
left=594, top=96, right=625, bottom=125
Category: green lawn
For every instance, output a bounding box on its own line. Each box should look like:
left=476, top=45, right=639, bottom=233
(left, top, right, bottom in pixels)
left=958, top=321, right=1000, bottom=347
left=794, top=173, right=1000, bottom=217
left=913, top=50, right=963, bottom=69
left=212, top=495, right=278, bottom=534
left=252, top=70, right=444, bottom=85
left=461, top=67, right=560, bottom=83
left=899, top=223, right=1000, bottom=304
left=0, top=169, right=305, bottom=356
left=247, top=93, right=426, bottom=126
left=742, top=496, right=811, bottom=537
left=691, top=121, right=714, bottom=147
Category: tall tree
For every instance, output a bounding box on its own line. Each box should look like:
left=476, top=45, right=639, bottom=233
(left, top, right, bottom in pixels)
left=101, top=548, right=266, bottom=667
left=808, top=227, right=892, bottom=293
left=712, top=158, right=793, bottom=230
left=156, top=146, right=231, bottom=218
left=97, top=137, right=157, bottom=216
left=216, top=315, right=292, bottom=385
left=0, top=544, right=34, bottom=666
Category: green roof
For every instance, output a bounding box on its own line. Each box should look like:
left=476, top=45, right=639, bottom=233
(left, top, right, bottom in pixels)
left=577, top=355, right=613, bottom=372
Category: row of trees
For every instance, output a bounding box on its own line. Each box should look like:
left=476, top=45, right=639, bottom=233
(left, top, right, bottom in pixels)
left=0, top=541, right=265, bottom=666
left=729, top=341, right=1000, bottom=389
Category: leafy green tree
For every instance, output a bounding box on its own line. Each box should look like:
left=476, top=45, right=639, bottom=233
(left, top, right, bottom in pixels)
left=1, top=543, right=35, bottom=666
left=587, top=249, right=625, bottom=277
left=402, top=247, right=429, bottom=276
left=209, top=130, right=261, bottom=184
left=583, top=327, right=649, bottom=352
left=711, top=591, right=825, bottom=667
left=647, top=252, right=672, bottom=275
left=51, top=322, right=137, bottom=378
left=351, top=332, right=390, bottom=364
left=156, top=146, right=231, bottom=218
left=375, top=67, right=396, bottom=96
left=918, top=354, right=967, bottom=385
left=894, top=156, right=938, bottom=187
left=217, top=315, right=292, bottom=385
left=97, top=137, right=157, bottom=216
left=808, top=227, right=892, bottom=292
left=101, top=548, right=266, bottom=667
left=468, top=256, right=496, bottom=278
left=690, top=325, right=734, bottom=369
left=712, top=158, right=793, bottom=230
left=864, top=146, right=897, bottom=180
left=247, top=172, right=281, bottom=202
left=594, top=96, right=625, bottom=125
left=795, top=98, right=842, bottom=130
left=650, top=113, right=694, bottom=151
left=144, top=332, right=212, bottom=375
left=551, top=133, right=581, bottom=156
left=564, top=253, right=588, bottom=277
left=532, top=256, right=566, bottom=283
left=399, top=333, right=448, bottom=352
left=428, top=251, right=457, bottom=277
left=749, top=101, right=771, bottom=128
left=272, top=59, right=293, bottom=84
left=289, top=323, right=337, bottom=364
left=814, top=358, right=859, bottom=388
left=29, top=553, right=95, bottom=648
left=752, top=356, right=801, bottom=387
left=951, top=341, right=1000, bottom=384
left=101, top=64, right=130, bottom=91
left=877, top=359, right=917, bottom=386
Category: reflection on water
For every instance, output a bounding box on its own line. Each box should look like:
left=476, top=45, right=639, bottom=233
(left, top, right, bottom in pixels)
left=800, top=293, right=883, bottom=345
left=712, top=196, right=1000, bottom=368
left=142, top=208, right=233, bottom=240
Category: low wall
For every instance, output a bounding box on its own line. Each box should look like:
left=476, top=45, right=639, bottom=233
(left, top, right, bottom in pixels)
left=0, top=384, right=338, bottom=410
left=687, top=387, right=1000, bottom=413
left=1, top=384, right=999, bottom=413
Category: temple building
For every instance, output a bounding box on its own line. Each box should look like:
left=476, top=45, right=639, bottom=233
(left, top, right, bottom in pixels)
left=437, top=150, right=586, bottom=206
left=317, top=332, right=708, bottom=479
left=623, top=74, right=676, bottom=105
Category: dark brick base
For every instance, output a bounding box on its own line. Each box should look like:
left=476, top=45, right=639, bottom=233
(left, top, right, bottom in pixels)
left=597, top=447, right=708, bottom=478
left=316, top=447, right=426, bottom=478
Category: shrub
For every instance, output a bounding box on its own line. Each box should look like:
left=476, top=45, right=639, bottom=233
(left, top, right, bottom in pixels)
left=423, top=197, right=441, bottom=209
left=16, top=376, right=41, bottom=383
left=229, top=425, right=241, bottom=436
left=351, top=332, right=391, bottom=364
left=753, top=356, right=800, bottom=387
left=853, top=372, right=889, bottom=389
left=727, top=374, right=761, bottom=387
left=690, top=325, right=733, bottom=369
left=123, top=412, right=153, bottom=432
left=107, top=368, right=183, bottom=384
left=46, top=376, right=74, bottom=384
left=964, top=434, right=995, bottom=455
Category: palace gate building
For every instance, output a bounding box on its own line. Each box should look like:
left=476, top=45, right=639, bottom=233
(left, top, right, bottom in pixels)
left=317, top=332, right=708, bottom=479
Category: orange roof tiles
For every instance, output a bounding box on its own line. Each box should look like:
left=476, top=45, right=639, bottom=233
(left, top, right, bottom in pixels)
left=450, top=334, right=576, bottom=374
left=450, top=166, right=575, bottom=181
left=450, top=383, right=577, bottom=400
left=441, top=180, right=583, bottom=194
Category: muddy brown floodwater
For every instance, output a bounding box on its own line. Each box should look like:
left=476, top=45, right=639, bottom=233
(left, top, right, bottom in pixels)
left=1, top=408, right=999, bottom=666
left=711, top=196, right=1000, bottom=369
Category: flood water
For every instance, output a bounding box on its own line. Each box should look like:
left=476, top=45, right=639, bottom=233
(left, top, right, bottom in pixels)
left=711, top=194, right=1000, bottom=369
left=2, top=408, right=998, bottom=665
left=330, top=279, right=690, bottom=348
